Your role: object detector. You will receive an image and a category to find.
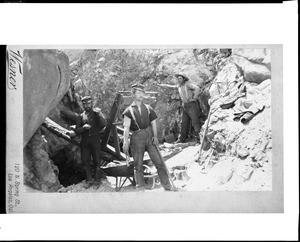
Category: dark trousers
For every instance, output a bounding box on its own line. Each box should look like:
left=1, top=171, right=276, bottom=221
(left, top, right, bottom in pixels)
left=80, top=136, right=105, bottom=182
left=130, top=127, right=172, bottom=190
left=179, top=101, right=203, bottom=142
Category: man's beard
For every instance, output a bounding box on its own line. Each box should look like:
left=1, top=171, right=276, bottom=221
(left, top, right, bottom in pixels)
left=84, top=107, right=92, bottom=112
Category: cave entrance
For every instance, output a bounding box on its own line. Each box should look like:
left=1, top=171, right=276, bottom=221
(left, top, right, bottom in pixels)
left=50, top=149, right=86, bottom=187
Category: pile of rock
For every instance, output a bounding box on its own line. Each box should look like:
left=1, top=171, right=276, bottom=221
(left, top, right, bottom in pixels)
left=167, top=48, right=272, bottom=191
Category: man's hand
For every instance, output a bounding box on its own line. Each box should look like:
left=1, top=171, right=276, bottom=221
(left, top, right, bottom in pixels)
left=67, top=130, right=76, bottom=138
left=83, top=124, right=91, bottom=130
left=152, top=137, right=159, bottom=146
left=123, top=142, right=129, bottom=153
left=82, top=113, right=88, bottom=123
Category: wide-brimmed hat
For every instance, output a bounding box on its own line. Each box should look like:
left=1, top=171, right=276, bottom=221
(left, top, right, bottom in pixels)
left=81, top=96, right=92, bottom=103
left=131, top=83, right=145, bottom=92
left=175, top=73, right=189, bottom=82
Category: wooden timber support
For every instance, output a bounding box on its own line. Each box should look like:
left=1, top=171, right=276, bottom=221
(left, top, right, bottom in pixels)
left=42, top=117, right=80, bottom=146
left=42, top=117, right=117, bottom=163
left=101, top=92, right=124, bottom=160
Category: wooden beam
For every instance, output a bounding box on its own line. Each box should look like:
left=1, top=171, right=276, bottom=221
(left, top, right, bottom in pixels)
left=101, top=93, right=123, bottom=148
left=42, top=117, right=80, bottom=146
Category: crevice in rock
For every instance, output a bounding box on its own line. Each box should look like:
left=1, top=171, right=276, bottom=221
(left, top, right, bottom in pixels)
left=50, top=148, right=85, bottom=187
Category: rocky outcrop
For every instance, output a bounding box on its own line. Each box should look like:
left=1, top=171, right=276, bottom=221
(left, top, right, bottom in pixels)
left=23, top=50, right=71, bottom=191
left=182, top=62, right=272, bottom=191
left=209, top=61, right=243, bottom=98
left=159, top=48, right=272, bottom=191
left=23, top=49, right=70, bottom=147
left=231, top=55, right=271, bottom=84
left=230, top=48, right=271, bottom=84
left=24, top=129, right=61, bottom=192
left=232, top=48, right=271, bottom=69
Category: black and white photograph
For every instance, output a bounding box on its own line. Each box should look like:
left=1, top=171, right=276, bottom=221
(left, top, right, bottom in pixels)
left=6, top=45, right=283, bottom=213
left=22, top=47, right=274, bottom=193
left=2, top=2, right=298, bottom=241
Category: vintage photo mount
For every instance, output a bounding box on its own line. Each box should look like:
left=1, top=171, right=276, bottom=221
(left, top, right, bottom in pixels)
left=6, top=45, right=283, bottom=213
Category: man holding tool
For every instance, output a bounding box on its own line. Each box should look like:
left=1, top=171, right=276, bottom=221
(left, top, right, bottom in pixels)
left=122, top=83, right=177, bottom=192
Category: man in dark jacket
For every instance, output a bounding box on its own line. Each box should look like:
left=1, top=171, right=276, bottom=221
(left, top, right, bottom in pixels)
left=68, top=96, right=107, bottom=188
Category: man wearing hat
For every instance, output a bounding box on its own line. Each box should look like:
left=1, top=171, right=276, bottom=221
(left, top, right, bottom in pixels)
left=68, top=95, right=107, bottom=189
left=122, top=83, right=174, bottom=192
left=157, top=73, right=203, bottom=143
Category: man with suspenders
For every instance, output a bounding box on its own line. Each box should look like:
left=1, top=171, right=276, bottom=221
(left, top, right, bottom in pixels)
left=122, top=84, right=175, bottom=192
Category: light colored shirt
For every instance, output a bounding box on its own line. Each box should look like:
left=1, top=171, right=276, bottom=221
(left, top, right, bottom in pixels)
left=177, top=80, right=200, bottom=103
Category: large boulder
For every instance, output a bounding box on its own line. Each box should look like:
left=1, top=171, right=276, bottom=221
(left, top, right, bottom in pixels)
left=231, top=55, right=271, bottom=84
left=23, top=49, right=70, bottom=147
left=232, top=48, right=271, bottom=69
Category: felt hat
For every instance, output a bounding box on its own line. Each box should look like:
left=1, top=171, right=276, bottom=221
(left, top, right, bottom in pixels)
left=175, top=73, right=189, bottom=82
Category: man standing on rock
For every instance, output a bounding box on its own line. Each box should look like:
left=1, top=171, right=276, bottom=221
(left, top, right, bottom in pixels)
left=68, top=96, right=107, bottom=189
left=157, top=73, right=204, bottom=143
left=122, top=83, right=175, bottom=192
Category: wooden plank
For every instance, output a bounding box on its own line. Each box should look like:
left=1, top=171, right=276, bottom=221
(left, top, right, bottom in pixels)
left=102, top=145, right=126, bottom=161
left=42, top=117, right=80, bottom=146
left=112, top=125, right=121, bottom=157
left=101, top=93, right=123, bottom=148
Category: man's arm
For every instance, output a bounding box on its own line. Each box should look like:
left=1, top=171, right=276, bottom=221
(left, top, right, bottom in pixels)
left=157, top=83, right=178, bottom=89
left=94, top=108, right=107, bottom=129
left=150, top=119, right=159, bottom=145
left=73, top=115, right=86, bottom=134
left=188, top=82, right=201, bottom=99
left=122, top=115, right=131, bottom=152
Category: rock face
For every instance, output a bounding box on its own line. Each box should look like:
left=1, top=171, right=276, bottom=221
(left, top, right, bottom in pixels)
left=24, top=129, right=61, bottom=192
left=232, top=48, right=271, bottom=69
left=231, top=55, right=271, bottom=84
left=23, top=50, right=70, bottom=192
left=23, top=49, right=70, bottom=147
left=185, top=63, right=272, bottom=190
left=159, top=49, right=272, bottom=191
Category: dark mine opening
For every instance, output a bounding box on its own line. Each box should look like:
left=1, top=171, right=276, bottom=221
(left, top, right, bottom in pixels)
left=51, top=149, right=85, bottom=187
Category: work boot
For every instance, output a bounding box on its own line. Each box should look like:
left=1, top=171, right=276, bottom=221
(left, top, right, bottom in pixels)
left=82, top=180, right=93, bottom=189
left=95, top=167, right=107, bottom=181
left=134, top=186, right=146, bottom=192
left=101, top=177, right=110, bottom=185
left=195, top=136, right=201, bottom=144
left=92, top=180, right=102, bottom=190
left=164, top=186, right=179, bottom=192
